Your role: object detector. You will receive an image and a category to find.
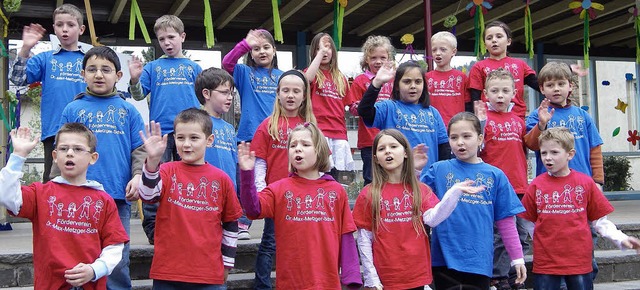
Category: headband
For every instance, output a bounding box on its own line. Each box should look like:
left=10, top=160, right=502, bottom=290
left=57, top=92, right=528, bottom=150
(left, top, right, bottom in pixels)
left=278, top=70, right=308, bottom=89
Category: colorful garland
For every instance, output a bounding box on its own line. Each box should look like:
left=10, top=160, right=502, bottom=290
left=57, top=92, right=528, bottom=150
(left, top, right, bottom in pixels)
left=466, top=0, right=493, bottom=59
left=326, top=0, right=347, bottom=49
left=630, top=1, right=640, bottom=64
left=204, top=0, right=215, bottom=48
left=568, top=0, right=604, bottom=68
left=272, top=0, right=284, bottom=43
left=523, top=0, right=534, bottom=59
left=129, top=0, right=151, bottom=44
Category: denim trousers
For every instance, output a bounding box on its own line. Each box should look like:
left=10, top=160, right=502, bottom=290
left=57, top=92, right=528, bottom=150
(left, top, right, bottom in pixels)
left=108, top=200, right=131, bottom=290
left=254, top=218, right=275, bottom=289
left=535, top=273, right=593, bottom=290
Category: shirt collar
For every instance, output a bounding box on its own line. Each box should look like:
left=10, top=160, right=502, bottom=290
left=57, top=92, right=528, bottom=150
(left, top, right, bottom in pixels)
left=53, top=43, right=88, bottom=54
left=52, top=176, right=105, bottom=191
left=486, top=101, right=515, bottom=112
left=364, top=70, right=376, bottom=79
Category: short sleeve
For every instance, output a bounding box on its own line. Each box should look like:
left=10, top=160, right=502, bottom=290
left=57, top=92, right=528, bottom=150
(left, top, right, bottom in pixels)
left=257, top=186, right=277, bottom=219
left=25, top=53, right=46, bottom=84
left=129, top=105, right=146, bottom=149
left=585, top=181, right=614, bottom=222
left=526, top=109, right=540, bottom=131
left=220, top=175, right=243, bottom=222
left=15, top=184, right=40, bottom=220
left=519, top=183, right=538, bottom=222
left=493, top=172, right=525, bottom=221
left=251, top=120, right=271, bottom=160
left=434, top=109, right=449, bottom=145
left=339, top=187, right=357, bottom=234
left=468, top=62, right=485, bottom=91
left=421, top=184, right=440, bottom=210
left=352, top=186, right=373, bottom=230
left=99, top=197, right=130, bottom=246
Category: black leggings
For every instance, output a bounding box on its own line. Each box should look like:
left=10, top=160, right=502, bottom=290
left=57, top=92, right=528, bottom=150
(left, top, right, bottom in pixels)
left=433, top=266, right=490, bottom=290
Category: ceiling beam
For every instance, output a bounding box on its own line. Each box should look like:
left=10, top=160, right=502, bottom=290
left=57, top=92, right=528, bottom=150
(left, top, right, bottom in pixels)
left=108, top=0, right=128, bottom=24
left=311, top=0, right=369, bottom=34
left=350, top=0, right=421, bottom=36
left=261, top=0, right=310, bottom=31
left=590, top=27, right=634, bottom=47
left=169, top=0, right=190, bottom=16
left=515, top=0, right=632, bottom=42
left=556, top=16, right=632, bottom=45
left=391, top=2, right=469, bottom=37
left=455, top=0, right=535, bottom=36
left=214, top=0, right=252, bottom=29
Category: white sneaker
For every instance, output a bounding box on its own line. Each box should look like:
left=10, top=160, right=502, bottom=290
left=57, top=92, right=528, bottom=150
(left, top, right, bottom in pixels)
left=238, top=230, right=251, bottom=240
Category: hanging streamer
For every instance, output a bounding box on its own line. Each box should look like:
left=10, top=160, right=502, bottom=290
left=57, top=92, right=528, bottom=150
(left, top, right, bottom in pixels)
left=129, top=0, right=151, bottom=44
left=524, top=0, right=534, bottom=59
left=466, top=0, right=492, bottom=59
left=569, top=0, right=604, bottom=68
left=0, top=4, right=9, bottom=38
left=203, top=0, right=215, bottom=48
left=631, top=3, right=640, bottom=64
left=327, top=0, right=347, bottom=50
left=271, top=0, right=283, bottom=43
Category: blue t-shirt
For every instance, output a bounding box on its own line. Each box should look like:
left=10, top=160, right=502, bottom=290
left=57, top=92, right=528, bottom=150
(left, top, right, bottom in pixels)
left=140, top=57, right=202, bottom=134
left=27, top=50, right=86, bottom=140
left=61, top=93, right=145, bottom=201
left=205, top=116, right=238, bottom=187
left=372, top=100, right=448, bottom=175
left=526, top=105, right=603, bottom=176
left=421, top=158, right=524, bottom=277
left=233, top=64, right=283, bottom=142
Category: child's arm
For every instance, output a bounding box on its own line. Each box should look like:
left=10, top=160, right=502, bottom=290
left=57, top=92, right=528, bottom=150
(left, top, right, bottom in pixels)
left=423, top=181, right=485, bottom=227
left=64, top=243, right=125, bottom=286
left=127, top=56, right=147, bottom=101
left=593, top=216, right=640, bottom=253
left=357, top=63, right=395, bottom=127
left=254, top=158, right=268, bottom=192
left=10, top=24, right=47, bottom=86
left=356, top=229, right=382, bottom=289
left=238, top=142, right=262, bottom=218
left=304, top=40, right=332, bottom=83
left=523, top=98, right=554, bottom=150
left=496, top=217, right=527, bottom=284
left=222, top=30, right=259, bottom=73
left=137, top=122, right=168, bottom=202
left=340, top=232, right=362, bottom=289
left=524, top=74, right=541, bottom=93
left=221, top=220, right=239, bottom=279
left=590, top=146, right=604, bottom=186
left=125, top=145, right=146, bottom=201
left=0, top=128, right=39, bottom=214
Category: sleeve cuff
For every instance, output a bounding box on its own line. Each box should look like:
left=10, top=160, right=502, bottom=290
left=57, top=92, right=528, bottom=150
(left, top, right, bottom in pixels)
left=510, top=258, right=525, bottom=267
left=8, top=154, right=27, bottom=172
left=90, top=260, right=108, bottom=281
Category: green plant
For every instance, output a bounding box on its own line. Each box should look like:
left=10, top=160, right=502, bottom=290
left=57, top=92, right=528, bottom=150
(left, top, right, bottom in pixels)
left=346, top=180, right=364, bottom=200
left=603, top=156, right=632, bottom=191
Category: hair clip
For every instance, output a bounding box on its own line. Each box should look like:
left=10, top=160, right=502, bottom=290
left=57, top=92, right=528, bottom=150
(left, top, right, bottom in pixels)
left=303, top=122, right=311, bottom=127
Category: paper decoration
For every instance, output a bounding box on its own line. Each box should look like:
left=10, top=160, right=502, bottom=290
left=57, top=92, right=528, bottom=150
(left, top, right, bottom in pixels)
left=626, top=73, right=634, bottom=80
left=615, top=98, right=628, bottom=114
left=272, top=0, right=283, bottom=43
left=523, top=0, right=534, bottom=59
left=628, top=130, right=640, bottom=146
left=444, top=15, right=458, bottom=34
left=398, top=34, right=418, bottom=63
left=612, top=127, right=620, bottom=137
left=602, top=80, right=610, bottom=85
left=326, top=0, right=347, bottom=49
left=129, top=0, right=151, bottom=44
left=629, top=1, right=640, bottom=63
left=580, top=106, right=589, bottom=111
left=466, top=0, right=493, bottom=59
left=203, top=0, right=215, bottom=48
left=568, top=1, right=604, bottom=68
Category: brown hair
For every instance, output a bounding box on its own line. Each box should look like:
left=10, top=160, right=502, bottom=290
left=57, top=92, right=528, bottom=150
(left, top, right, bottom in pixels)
left=309, top=33, right=349, bottom=97
left=55, top=123, right=97, bottom=152
left=539, top=127, right=574, bottom=152
left=174, top=108, right=213, bottom=136
left=359, top=35, right=395, bottom=72
left=154, top=15, right=185, bottom=34
left=268, top=70, right=316, bottom=141
left=287, top=123, right=331, bottom=173
left=538, top=61, right=573, bottom=85
left=54, top=4, right=84, bottom=25
left=484, top=67, right=515, bottom=88
left=195, top=68, right=235, bottom=105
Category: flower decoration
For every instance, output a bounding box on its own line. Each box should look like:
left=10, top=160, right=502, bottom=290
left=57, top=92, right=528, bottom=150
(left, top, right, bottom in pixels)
left=568, top=0, right=605, bottom=68
left=24, top=82, right=42, bottom=104
left=326, top=0, right=348, bottom=49
left=444, top=15, right=458, bottom=34
left=628, top=130, right=640, bottom=146
left=400, top=34, right=414, bottom=45
left=466, top=0, right=493, bottom=59
left=615, top=98, right=628, bottom=114
left=398, top=34, right=420, bottom=64
left=613, top=127, right=620, bottom=137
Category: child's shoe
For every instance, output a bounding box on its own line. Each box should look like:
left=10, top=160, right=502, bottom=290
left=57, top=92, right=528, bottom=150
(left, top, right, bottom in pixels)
left=238, top=223, right=251, bottom=240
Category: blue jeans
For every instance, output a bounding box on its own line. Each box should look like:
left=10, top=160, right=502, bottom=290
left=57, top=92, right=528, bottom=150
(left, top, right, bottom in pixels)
left=108, top=200, right=131, bottom=290
left=254, top=218, right=275, bottom=289
left=360, top=147, right=372, bottom=187
left=153, top=279, right=227, bottom=290
left=535, top=274, right=593, bottom=290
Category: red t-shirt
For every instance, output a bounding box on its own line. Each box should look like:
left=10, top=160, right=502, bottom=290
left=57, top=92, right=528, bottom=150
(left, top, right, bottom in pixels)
left=348, top=72, right=393, bottom=148
left=426, top=69, right=470, bottom=126
left=469, top=57, right=536, bottom=119
left=150, top=162, right=243, bottom=284
left=251, top=116, right=304, bottom=184
left=16, top=182, right=128, bottom=290
left=352, top=183, right=440, bottom=288
left=479, top=110, right=528, bottom=194
left=308, top=68, right=352, bottom=139
left=520, top=170, right=614, bottom=275
left=257, top=175, right=356, bottom=289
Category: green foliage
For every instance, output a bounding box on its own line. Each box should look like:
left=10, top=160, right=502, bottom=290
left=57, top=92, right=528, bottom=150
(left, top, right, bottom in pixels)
left=346, top=180, right=364, bottom=200
left=21, top=166, right=42, bottom=185
left=3, top=0, right=21, bottom=13
left=603, top=156, right=632, bottom=191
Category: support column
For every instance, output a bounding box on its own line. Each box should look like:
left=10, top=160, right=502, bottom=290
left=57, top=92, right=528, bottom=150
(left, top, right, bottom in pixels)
left=424, top=0, right=432, bottom=71
left=295, top=31, right=307, bottom=69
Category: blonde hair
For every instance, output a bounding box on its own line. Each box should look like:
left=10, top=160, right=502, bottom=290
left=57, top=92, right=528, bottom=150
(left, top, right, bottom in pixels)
left=485, top=68, right=515, bottom=88
left=369, top=129, right=425, bottom=236
left=268, top=70, right=317, bottom=141
left=54, top=4, right=83, bottom=25
left=538, top=61, right=572, bottom=85
left=431, top=31, right=457, bottom=49
left=539, top=127, right=574, bottom=152
left=154, top=15, right=185, bottom=34
left=309, top=33, right=348, bottom=97
left=359, top=35, right=395, bottom=72
left=287, top=123, right=331, bottom=173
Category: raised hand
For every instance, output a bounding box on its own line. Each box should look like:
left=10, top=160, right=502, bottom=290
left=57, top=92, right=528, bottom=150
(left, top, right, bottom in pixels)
left=474, top=100, right=487, bottom=121
left=128, top=55, right=144, bottom=84
left=537, top=98, right=554, bottom=130
left=9, top=127, right=39, bottom=158
left=139, top=121, right=167, bottom=171
left=238, top=142, right=256, bottom=171
left=20, top=24, right=46, bottom=54
left=412, top=144, right=429, bottom=172
left=372, top=61, right=395, bottom=88
left=245, top=29, right=261, bottom=48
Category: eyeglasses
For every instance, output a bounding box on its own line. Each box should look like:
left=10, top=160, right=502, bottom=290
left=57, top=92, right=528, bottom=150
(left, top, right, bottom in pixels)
left=85, top=67, right=115, bottom=75
left=55, top=146, right=92, bottom=154
left=210, top=89, right=236, bottom=97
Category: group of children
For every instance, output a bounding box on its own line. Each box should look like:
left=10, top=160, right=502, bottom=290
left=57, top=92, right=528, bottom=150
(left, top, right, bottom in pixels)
left=1, top=3, right=640, bottom=290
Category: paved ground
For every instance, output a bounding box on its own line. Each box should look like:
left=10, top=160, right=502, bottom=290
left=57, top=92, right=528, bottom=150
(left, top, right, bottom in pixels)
left=1, top=200, right=639, bottom=254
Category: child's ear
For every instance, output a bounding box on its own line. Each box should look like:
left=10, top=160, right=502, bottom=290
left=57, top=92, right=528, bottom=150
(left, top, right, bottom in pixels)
left=89, top=151, right=99, bottom=165
left=79, top=25, right=86, bottom=35
left=206, top=134, right=214, bottom=147
left=202, top=89, right=211, bottom=100
left=452, top=47, right=457, bottom=56
left=116, top=70, right=123, bottom=82
left=568, top=148, right=576, bottom=160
